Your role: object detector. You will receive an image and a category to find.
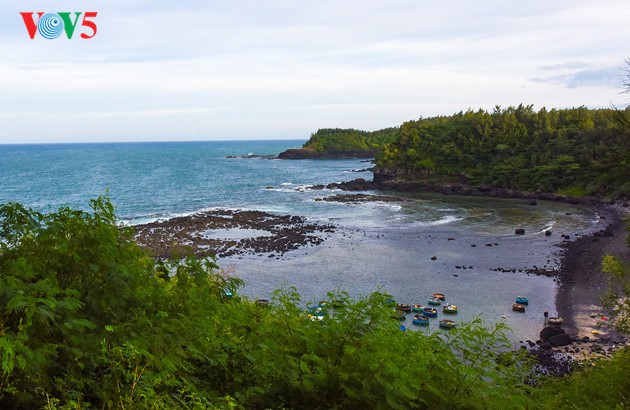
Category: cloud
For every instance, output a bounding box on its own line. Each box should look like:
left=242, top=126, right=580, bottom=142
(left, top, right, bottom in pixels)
left=530, top=66, right=621, bottom=89
left=539, top=61, right=591, bottom=71
left=1, top=0, right=629, bottom=142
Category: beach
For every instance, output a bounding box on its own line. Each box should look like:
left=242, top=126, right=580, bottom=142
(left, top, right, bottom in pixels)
left=555, top=205, right=629, bottom=344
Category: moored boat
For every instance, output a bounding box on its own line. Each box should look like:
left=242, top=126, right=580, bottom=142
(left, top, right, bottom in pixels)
left=428, top=297, right=441, bottom=305
left=412, top=304, right=425, bottom=312
left=422, top=307, right=438, bottom=317
left=439, top=319, right=456, bottom=329
left=433, top=293, right=446, bottom=301
left=412, top=314, right=430, bottom=325
left=397, top=303, right=412, bottom=313
left=308, top=305, right=327, bottom=317
left=512, top=303, right=526, bottom=312
left=443, top=304, right=458, bottom=314
left=515, top=296, right=529, bottom=305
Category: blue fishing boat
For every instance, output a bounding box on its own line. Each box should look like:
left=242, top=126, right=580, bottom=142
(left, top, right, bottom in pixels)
left=515, top=296, right=529, bottom=305
left=412, top=314, right=430, bottom=325
left=422, top=307, right=438, bottom=317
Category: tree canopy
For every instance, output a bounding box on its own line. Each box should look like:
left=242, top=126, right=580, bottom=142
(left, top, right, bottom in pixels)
left=375, top=105, right=630, bottom=198
left=302, top=127, right=399, bottom=153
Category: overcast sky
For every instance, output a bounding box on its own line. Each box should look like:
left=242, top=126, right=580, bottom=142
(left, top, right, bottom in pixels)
left=1, top=0, right=629, bottom=143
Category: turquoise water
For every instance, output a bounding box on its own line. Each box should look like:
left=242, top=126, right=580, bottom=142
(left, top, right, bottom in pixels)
left=0, top=140, right=605, bottom=342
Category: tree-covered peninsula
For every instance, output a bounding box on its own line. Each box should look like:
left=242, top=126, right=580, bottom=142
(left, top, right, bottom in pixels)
left=278, top=127, right=398, bottom=159
left=375, top=105, right=630, bottom=199
left=282, top=105, right=630, bottom=198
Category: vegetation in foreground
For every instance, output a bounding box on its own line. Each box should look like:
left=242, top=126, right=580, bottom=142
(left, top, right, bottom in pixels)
left=0, top=198, right=629, bottom=409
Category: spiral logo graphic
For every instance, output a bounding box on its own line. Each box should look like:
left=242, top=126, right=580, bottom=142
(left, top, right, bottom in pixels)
left=38, top=13, right=64, bottom=39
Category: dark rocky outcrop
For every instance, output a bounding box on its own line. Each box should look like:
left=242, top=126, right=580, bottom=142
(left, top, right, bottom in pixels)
left=314, top=194, right=404, bottom=204
left=540, top=326, right=565, bottom=341
left=539, top=326, right=573, bottom=347
left=327, top=167, right=608, bottom=206
left=278, top=148, right=375, bottom=159
left=548, top=333, right=573, bottom=347
left=134, top=209, right=335, bottom=258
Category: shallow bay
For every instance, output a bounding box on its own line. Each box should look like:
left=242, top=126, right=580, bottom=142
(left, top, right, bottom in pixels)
left=0, top=140, right=604, bottom=342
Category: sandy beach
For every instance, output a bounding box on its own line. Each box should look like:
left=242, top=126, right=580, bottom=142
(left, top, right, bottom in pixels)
left=555, top=205, right=629, bottom=344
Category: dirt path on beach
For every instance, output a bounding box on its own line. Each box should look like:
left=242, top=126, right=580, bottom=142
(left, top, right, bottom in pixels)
left=556, top=206, right=629, bottom=341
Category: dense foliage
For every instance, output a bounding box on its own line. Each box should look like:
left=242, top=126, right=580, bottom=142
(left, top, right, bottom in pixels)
left=376, top=105, right=630, bottom=198
left=603, top=217, right=630, bottom=334
left=302, top=127, right=399, bottom=153
left=0, top=198, right=628, bottom=409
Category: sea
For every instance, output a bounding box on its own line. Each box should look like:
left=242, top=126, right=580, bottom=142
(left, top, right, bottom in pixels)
left=0, top=140, right=606, bottom=343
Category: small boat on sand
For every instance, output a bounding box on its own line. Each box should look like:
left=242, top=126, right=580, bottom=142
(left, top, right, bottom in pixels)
left=548, top=317, right=563, bottom=325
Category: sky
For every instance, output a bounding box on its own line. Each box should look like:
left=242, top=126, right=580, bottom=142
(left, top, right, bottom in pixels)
left=1, top=0, right=629, bottom=143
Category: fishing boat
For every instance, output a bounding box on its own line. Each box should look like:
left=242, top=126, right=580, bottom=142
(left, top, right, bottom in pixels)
left=515, top=296, right=529, bottom=305
left=397, top=303, right=412, bottom=313
left=412, top=314, right=430, bottom=325
left=548, top=317, right=564, bottom=325
left=384, top=298, right=397, bottom=307
left=308, top=305, right=327, bottom=317
left=439, top=319, right=456, bottom=329
left=512, top=303, right=526, bottom=312
left=433, top=293, right=446, bottom=301
left=412, top=304, right=425, bottom=312
left=428, top=297, right=441, bottom=306
left=422, top=307, right=438, bottom=317
left=391, top=309, right=407, bottom=321
left=443, top=304, right=458, bottom=314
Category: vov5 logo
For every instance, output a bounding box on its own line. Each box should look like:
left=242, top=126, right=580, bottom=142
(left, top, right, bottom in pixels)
left=20, top=12, right=98, bottom=39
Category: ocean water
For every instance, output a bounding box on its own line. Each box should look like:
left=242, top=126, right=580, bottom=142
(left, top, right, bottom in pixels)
left=0, top=140, right=606, bottom=342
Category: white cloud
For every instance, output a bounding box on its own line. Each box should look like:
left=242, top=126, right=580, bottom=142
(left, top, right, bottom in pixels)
left=1, top=0, right=629, bottom=143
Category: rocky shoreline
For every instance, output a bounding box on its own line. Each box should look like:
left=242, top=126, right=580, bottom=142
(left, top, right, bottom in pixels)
left=134, top=210, right=335, bottom=259
left=326, top=177, right=621, bottom=207
left=277, top=148, right=375, bottom=159
left=517, top=205, right=629, bottom=364
left=314, top=193, right=406, bottom=204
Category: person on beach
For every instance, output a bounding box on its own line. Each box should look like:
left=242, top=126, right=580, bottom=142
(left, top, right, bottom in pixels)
left=544, top=311, right=549, bottom=323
